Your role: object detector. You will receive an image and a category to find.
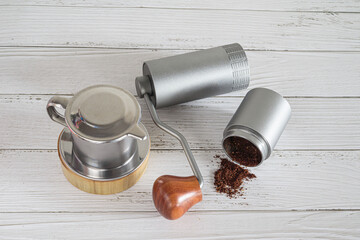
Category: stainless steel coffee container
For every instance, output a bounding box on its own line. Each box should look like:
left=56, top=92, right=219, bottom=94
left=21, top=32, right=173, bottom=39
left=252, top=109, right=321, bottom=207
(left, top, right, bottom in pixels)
left=223, top=88, right=291, bottom=166
left=46, top=85, right=150, bottom=194
left=136, top=43, right=250, bottom=108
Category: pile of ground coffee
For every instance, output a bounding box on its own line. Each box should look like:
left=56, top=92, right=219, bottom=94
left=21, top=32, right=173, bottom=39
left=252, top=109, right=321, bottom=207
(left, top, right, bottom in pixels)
left=214, top=155, right=256, bottom=198
left=223, top=136, right=262, bottom=167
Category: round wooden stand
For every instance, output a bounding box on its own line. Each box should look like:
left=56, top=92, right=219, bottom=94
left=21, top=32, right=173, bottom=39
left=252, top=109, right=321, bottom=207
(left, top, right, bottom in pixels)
left=57, top=131, right=150, bottom=195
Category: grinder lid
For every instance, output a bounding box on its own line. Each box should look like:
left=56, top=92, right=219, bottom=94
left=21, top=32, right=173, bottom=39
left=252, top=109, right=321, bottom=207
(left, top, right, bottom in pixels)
left=64, top=85, right=146, bottom=142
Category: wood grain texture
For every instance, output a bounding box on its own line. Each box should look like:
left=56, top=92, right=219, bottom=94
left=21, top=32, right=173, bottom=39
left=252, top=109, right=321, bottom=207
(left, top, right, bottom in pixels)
left=1, top=150, right=359, bottom=213
left=0, top=96, right=359, bottom=150
left=1, top=47, right=359, bottom=96
left=153, top=175, right=202, bottom=220
left=1, top=211, right=359, bottom=239
left=0, top=7, right=359, bottom=51
left=58, top=132, right=150, bottom=195
left=3, top=0, right=360, bottom=12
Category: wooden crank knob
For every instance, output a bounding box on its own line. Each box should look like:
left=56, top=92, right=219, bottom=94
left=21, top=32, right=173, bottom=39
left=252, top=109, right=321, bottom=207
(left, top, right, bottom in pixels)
left=152, top=175, right=202, bottom=220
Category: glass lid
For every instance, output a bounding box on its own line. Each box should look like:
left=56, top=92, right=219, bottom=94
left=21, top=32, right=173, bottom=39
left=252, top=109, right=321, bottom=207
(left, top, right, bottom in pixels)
left=64, top=85, right=146, bottom=142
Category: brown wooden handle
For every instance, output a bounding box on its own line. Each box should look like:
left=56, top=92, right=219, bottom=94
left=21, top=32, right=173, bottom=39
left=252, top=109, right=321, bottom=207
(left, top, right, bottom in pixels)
left=152, top=175, right=202, bottom=220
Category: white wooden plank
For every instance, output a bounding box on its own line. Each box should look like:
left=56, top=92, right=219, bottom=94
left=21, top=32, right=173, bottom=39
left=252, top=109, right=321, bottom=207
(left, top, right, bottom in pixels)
left=1, top=211, right=359, bottom=239
left=0, top=7, right=359, bottom=51
left=1, top=47, right=359, bottom=96
left=1, top=150, right=359, bottom=212
left=0, top=96, right=359, bottom=150
left=2, top=0, right=360, bottom=12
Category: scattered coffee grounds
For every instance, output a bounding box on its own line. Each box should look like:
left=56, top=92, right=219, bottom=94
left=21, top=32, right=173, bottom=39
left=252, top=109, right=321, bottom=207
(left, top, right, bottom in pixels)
left=223, top=136, right=262, bottom=167
left=214, top=155, right=256, bottom=198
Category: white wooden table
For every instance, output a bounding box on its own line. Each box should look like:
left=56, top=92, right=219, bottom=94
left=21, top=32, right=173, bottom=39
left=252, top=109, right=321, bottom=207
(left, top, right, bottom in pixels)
left=1, top=1, right=360, bottom=239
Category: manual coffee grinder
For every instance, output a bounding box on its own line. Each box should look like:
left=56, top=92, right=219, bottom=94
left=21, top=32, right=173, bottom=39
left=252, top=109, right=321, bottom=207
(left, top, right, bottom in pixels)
left=135, top=43, right=250, bottom=219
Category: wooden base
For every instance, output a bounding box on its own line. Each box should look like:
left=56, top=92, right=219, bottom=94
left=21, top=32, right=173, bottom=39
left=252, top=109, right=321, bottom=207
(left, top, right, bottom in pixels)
left=57, top=134, right=150, bottom=195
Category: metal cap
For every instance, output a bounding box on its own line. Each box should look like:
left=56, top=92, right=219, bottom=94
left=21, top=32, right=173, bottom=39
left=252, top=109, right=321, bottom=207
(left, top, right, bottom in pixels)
left=222, top=88, right=291, bottom=166
left=64, top=85, right=146, bottom=143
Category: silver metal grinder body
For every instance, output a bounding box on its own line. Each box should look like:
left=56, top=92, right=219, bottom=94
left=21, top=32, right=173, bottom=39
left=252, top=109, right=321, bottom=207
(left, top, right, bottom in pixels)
left=223, top=88, right=291, bottom=165
left=136, top=43, right=250, bottom=108
left=135, top=43, right=250, bottom=188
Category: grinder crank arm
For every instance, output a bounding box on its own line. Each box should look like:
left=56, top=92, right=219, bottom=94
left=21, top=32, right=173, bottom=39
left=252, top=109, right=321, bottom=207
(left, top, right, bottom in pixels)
left=144, top=93, right=204, bottom=220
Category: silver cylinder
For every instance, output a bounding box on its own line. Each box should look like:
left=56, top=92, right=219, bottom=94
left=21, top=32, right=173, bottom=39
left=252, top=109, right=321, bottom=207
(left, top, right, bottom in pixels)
left=223, top=88, right=291, bottom=166
left=136, top=43, right=250, bottom=108
left=72, top=134, right=139, bottom=169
